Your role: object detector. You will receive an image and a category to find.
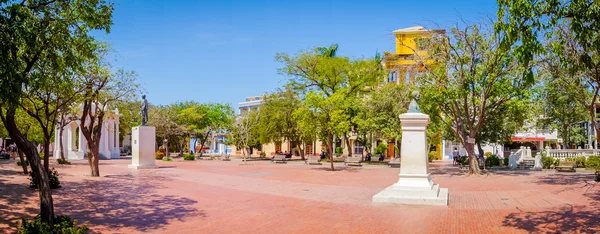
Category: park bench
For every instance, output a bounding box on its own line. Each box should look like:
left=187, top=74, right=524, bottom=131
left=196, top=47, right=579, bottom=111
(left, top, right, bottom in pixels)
left=556, top=161, right=576, bottom=172
left=388, top=157, right=401, bottom=168
left=271, top=154, right=287, bottom=164
left=344, top=156, right=362, bottom=166
left=305, top=155, right=321, bottom=165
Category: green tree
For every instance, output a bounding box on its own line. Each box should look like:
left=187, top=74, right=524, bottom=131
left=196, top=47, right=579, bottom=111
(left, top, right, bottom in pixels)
left=277, top=47, right=384, bottom=170
left=537, top=55, right=589, bottom=147
left=178, top=102, right=234, bottom=156
left=354, top=83, right=411, bottom=154
left=0, top=0, right=113, bottom=224
left=257, top=88, right=316, bottom=159
left=114, top=100, right=141, bottom=145
left=78, top=65, right=139, bottom=177
left=417, top=24, right=531, bottom=174
left=497, top=0, right=600, bottom=142
left=19, top=59, right=83, bottom=172
left=149, top=104, right=185, bottom=158
left=230, top=109, right=259, bottom=162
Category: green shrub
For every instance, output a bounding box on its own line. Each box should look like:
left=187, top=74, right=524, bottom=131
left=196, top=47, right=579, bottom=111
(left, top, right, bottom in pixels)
left=162, top=157, right=172, bottom=162
left=486, top=155, right=501, bottom=167
left=374, top=143, right=387, bottom=155
left=335, top=147, right=343, bottom=155
left=39, top=152, right=44, bottom=159
left=155, top=151, right=164, bottom=160
left=19, top=215, right=88, bottom=234
left=503, top=157, right=509, bottom=166
left=29, top=168, right=61, bottom=189
left=260, top=151, right=266, bottom=157
left=459, top=156, right=469, bottom=166
left=541, top=156, right=558, bottom=169
left=183, top=154, right=195, bottom=161
left=428, top=151, right=436, bottom=162
left=485, top=152, right=492, bottom=158
left=585, top=156, right=600, bottom=181
left=56, top=158, right=71, bottom=165
left=574, top=156, right=587, bottom=168
left=17, top=159, right=29, bottom=167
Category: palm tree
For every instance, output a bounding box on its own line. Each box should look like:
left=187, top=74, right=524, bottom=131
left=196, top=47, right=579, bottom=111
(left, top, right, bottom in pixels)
left=315, top=44, right=338, bottom=58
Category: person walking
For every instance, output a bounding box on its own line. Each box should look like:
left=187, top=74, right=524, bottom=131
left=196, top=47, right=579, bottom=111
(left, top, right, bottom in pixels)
left=452, top=147, right=460, bottom=166
left=10, top=144, right=17, bottom=160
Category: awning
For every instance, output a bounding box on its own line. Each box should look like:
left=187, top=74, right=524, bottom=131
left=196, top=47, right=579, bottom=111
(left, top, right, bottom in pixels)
left=511, top=137, right=545, bottom=141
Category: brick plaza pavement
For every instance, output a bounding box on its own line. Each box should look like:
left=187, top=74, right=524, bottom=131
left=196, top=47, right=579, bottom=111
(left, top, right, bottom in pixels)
left=0, top=158, right=598, bottom=233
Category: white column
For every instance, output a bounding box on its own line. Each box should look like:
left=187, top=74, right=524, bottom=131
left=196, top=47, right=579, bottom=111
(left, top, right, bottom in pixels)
left=54, top=126, right=61, bottom=159
left=78, top=124, right=86, bottom=154
left=115, top=120, right=120, bottom=149
left=372, top=112, right=448, bottom=206
left=108, top=120, right=114, bottom=156
left=99, top=121, right=109, bottom=159
left=67, top=124, right=74, bottom=151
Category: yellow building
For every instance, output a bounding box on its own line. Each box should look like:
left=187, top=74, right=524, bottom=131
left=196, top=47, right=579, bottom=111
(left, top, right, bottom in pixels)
left=382, top=26, right=446, bottom=159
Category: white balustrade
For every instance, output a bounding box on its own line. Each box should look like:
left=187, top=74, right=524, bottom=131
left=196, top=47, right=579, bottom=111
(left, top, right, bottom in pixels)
left=545, top=148, right=600, bottom=161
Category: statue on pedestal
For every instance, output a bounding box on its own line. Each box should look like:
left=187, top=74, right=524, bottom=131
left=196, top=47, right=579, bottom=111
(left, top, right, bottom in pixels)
left=407, top=91, right=421, bottom=113
left=140, top=95, right=148, bottom=126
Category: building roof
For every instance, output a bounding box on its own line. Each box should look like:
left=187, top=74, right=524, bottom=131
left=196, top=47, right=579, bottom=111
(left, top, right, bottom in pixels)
left=393, top=26, right=446, bottom=34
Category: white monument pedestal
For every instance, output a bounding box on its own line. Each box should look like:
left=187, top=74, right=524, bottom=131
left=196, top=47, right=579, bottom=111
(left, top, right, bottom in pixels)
left=372, top=112, right=448, bottom=206
left=129, top=126, right=158, bottom=169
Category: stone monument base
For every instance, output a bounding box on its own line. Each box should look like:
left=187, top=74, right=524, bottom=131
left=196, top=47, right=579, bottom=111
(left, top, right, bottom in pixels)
left=128, top=164, right=159, bottom=169
left=129, top=126, right=158, bottom=170
left=372, top=183, right=448, bottom=206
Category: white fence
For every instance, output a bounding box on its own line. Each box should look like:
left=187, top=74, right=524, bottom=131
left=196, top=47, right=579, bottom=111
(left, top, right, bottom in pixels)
left=545, top=147, right=600, bottom=160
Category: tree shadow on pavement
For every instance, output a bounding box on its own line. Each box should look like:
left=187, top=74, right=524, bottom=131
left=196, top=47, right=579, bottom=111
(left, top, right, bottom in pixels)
left=310, top=166, right=361, bottom=173
left=502, top=205, right=600, bottom=233
left=0, top=168, right=39, bottom=232
left=429, top=166, right=465, bottom=177
left=534, top=173, right=597, bottom=185
left=53, top=172, right=205, bottom=232
left=484, top=170, right=533, bottom=176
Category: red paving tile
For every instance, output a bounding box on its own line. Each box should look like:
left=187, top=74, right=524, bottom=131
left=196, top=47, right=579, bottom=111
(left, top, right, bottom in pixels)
left=1, top=158, right=599, bottom=233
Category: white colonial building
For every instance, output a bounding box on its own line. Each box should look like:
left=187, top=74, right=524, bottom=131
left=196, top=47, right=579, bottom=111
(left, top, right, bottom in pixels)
left=54, top=104, right=121, bottom=160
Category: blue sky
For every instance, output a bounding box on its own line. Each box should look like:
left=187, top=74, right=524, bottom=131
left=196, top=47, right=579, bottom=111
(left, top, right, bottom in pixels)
left=98, top=0, right=498, bottom=109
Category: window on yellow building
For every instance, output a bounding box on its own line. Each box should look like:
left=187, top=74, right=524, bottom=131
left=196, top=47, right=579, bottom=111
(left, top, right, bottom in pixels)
left=388, top=71, right=397, bottom=83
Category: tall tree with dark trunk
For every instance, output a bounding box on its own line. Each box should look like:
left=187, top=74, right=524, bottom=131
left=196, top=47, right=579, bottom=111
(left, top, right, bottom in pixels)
left=0, top=0, right=113, bottom=224
left=78, top=66, right=139, bottom=177
left=417, top=24, right=531, bottom=174
left=20, top=63, right=83, bottom=172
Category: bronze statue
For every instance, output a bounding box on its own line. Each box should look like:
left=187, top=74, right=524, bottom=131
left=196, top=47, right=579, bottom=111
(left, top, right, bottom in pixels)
left=407, top=91, right=421, bottom=113
left=140, top=95, right=148, bottom=126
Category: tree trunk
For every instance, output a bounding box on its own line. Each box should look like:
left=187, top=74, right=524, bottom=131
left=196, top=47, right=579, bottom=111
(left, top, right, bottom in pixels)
left=18, top=149, right=28, bottom=175
left=198, top=133, right=210, bottom=157
left=477, top=142, right=484, bottom=158
left=2, top=108, right=54, bottom=224
left=43, top=138, right=50, bottom=172
left=86, top=145, right=100, bottom=177
left=327, top=131, right=335, bottom=171
left=464, top=142, right=480, bottom=174
left=299, top=142, right=305, bottom=160
left=343, top=134, right=351, bottom=156
left=59, top=123, right=65, bottom=160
